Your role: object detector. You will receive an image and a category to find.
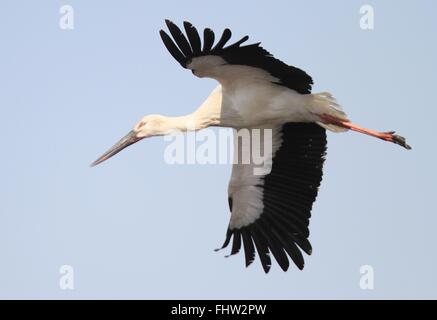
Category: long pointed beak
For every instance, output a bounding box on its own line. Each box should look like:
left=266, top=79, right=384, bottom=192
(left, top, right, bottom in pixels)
left=91, top=130, right=142, bottom=167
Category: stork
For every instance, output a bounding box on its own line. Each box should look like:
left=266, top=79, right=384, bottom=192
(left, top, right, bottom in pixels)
left=91, top=20, right=411, bottom=273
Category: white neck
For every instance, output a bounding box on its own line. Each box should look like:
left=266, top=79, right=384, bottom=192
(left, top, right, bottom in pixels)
left=160, top=86, right=222, bottom=134
left=164, top=112, right=217, bottom=132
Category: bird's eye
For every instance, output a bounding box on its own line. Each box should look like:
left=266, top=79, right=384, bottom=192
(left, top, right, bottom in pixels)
left=137, top=121, right=146, bottom=130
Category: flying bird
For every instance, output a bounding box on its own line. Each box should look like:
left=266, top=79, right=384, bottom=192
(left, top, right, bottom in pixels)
left=92, top=20, right=411, bottom=273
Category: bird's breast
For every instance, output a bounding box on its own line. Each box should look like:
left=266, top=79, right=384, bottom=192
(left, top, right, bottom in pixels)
left=219, top=82, right=310, bottom=127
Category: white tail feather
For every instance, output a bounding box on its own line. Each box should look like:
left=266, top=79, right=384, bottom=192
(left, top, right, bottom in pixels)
left=311, top=92, right=349, bottom=132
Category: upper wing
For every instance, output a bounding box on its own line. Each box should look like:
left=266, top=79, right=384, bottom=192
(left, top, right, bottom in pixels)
left=159, top=20, right=313, bottom=94
left=218, top=123, right=327, bottom=273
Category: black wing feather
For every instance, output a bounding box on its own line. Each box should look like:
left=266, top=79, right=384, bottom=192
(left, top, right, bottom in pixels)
left=160, top=20, right=313, bottom=94
left=202, top=28, right=215, bottom=53
left=264, top=213, right=312, bottom=255
left=250, top=225, right=272, bottom=273
left=212, top=28, right=232, bottom=51
left=223, top=35, right=250, bottom=50
left=215, top=228, right=232, bottom=252
left=219, top=123, right=327, bottom=273
left=159, top=30, right=186, bottom=66
left=165, top=20, right=192, bottom=58
left=229, top=230, right=242, bottom=256
left=241, top=229, right=256, bottom=267
left=256, top=220, right=290, bottom=271
left=183, top=21, right=201, bottom=55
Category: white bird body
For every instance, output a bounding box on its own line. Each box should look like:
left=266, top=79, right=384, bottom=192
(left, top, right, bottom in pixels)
left=189, top=56, right=347, bottom=129
left=92, top=20, right=411, bottom=273
left=178, top=83, right=346, bottom=131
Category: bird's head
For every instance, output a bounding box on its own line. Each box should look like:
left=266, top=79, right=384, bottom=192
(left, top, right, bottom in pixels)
left=91, top=114, right=167, bottom=167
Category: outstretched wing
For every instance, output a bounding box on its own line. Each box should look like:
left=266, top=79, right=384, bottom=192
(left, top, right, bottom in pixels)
left=159, top=20, right=313, bottom=94
left=218, top=123, right=327, bottom=273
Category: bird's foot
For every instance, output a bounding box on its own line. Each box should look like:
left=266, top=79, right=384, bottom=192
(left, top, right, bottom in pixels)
left=380, top=131, right=412, bottom=150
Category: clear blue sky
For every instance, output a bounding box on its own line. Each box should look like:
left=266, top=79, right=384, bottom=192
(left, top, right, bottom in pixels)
left=0, top=0, right=436, bottom=299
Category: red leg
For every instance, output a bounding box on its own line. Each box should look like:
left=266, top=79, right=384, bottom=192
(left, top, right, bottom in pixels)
left=319, top=114, right=411, bottom=150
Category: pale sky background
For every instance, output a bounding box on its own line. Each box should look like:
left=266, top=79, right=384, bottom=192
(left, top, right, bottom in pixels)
left=0, top=0, right=436, bottom=299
